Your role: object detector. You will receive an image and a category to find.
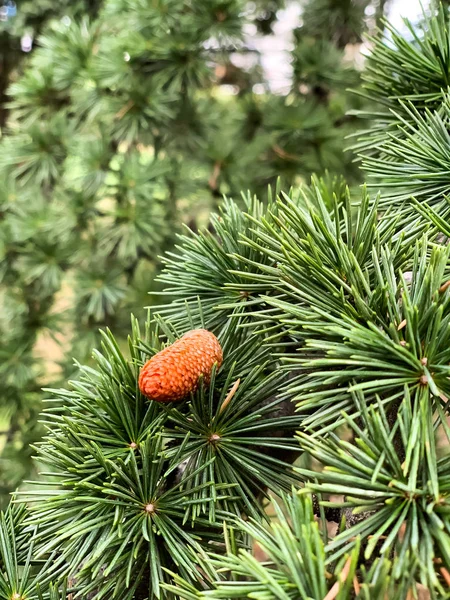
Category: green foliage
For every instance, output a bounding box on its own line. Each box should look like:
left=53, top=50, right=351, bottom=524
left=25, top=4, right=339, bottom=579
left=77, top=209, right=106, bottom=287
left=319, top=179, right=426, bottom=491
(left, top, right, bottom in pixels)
left=261, top=238, right=450, bottom=429
left=0, top=0, right=102, bottom=136
left=352, top=4, right=450, bottom=224
left=361, top=100, right=450, bottom=205
left=300, top=0, right=370, bottom=47
left=0, top=0, right=371, bottom=503
left=154, top=174, right=365, bottom=335
left=298, top=389, right=450, bottom=597
left=168, top=492, right=422, bottom=600
left=9, top=1, right=450, bottom=599
left=9, top=175, right=448, bottom=599
left=352, top=4, right=450, bottom=156
left=17, top=314, right=304, bottom=599
left=0, top=504, right=67, bottom=599
left=154, top=188, right=280, bottom=333
left=169, top=493, right=361, bottom=600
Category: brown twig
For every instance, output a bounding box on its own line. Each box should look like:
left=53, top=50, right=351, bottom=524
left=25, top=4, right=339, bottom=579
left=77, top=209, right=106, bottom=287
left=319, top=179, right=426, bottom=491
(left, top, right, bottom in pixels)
left=208, top=160, right=223, bottom=191
left=115, top=99, right=135, bottom=120
left=397, top=319, right=407, bottom=330
left=323, top=556, right=353, bottom=600
left=440, top=567, right=450, bottom=587
left=219, top=379, right=240, bottom=414
left=272, top=144, right=301, bottom=162
left=439, top=280, right=450, bottom=293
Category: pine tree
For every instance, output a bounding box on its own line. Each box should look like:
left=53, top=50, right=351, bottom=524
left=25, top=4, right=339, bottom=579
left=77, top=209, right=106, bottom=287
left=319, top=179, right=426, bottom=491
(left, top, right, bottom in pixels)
left=11, top=1, right=450, bottom=600
left=0, top=0, right=376, bottom=504
left=0, top=1, right=102, bottom=128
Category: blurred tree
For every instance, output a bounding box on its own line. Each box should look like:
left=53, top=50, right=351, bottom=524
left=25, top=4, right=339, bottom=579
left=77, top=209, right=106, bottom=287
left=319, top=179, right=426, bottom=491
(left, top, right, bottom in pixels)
left=0, top=1, right=102, bottom=127
left=0, top=0, right=384, bottom=506
left=2, top=6, right=450, bottom=600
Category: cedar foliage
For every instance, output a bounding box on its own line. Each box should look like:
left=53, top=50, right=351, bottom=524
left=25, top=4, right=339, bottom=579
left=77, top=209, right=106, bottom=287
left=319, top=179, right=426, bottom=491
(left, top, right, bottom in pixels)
left=0, top=0, right=369, bottom=504
left=7, top=2, right=450, bottom=600
left=0, top=0, right=102, bottom=128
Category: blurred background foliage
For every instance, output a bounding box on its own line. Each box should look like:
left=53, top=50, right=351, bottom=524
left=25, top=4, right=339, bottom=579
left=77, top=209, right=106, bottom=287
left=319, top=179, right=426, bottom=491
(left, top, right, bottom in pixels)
left=0, top=0, right=390, bottom=505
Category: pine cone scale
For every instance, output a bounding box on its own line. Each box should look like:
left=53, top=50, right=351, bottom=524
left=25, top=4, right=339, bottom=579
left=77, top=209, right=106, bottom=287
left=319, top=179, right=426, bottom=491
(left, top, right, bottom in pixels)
left=138, top=329, right=223, bottom=403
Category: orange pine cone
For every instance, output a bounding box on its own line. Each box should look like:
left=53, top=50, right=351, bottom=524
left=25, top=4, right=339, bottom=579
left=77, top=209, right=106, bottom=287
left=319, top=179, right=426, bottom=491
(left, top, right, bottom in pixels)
left=138, top=329, right=223, bottom=403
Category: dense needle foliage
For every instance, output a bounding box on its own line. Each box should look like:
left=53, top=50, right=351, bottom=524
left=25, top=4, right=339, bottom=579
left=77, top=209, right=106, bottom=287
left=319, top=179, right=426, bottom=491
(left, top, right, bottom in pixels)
left=5, top=2, right=450, bottom=600
left=0, top=0, right=375, bottom=503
